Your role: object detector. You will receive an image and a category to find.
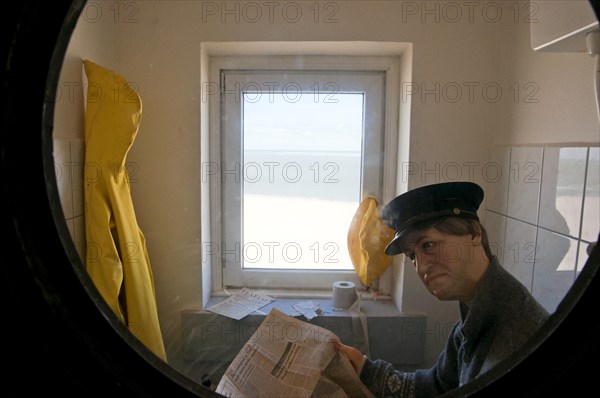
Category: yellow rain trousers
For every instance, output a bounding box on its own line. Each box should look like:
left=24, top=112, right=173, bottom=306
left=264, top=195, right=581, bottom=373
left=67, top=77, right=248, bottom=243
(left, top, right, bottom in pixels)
left=83, top=59, right=167, bottom=361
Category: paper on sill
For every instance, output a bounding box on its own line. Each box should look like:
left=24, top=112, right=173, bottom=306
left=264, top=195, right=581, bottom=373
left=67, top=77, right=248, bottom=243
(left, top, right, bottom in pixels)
left=205, top=288, right=275, bottom=320
left=292, top=300, right=323, bottom=320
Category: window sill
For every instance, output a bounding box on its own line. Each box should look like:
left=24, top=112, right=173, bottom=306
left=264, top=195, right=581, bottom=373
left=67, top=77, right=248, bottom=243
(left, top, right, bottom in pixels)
left=180, top=295, right=426, bottom=383
left=210, top=287, right=387, bottom=300
left=205, top=291, right=401, bottom=316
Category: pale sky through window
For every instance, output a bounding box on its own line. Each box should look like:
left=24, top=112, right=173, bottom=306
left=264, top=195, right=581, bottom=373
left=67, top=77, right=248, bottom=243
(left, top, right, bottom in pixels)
left=243, top=92, right=364, bottom=153
left=242, top=91, right=364, bottom=269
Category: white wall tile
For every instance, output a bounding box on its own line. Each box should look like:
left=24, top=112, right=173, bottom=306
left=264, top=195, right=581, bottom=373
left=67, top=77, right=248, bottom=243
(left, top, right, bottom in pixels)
left=65, top=217, right=75, bottom=241
left=488, top=145, right=595, bottom=314
left=53, top=138, right=74, bottom=220
left=581, top=147, right=599, bottom=243
left=71, top=138, right=86, bottom=217
left=507, top=147, right=543, bottom=225
left=531, top=229, right=577, bottom=313
left=73, top=215, right=87, bottom=264
left=482, top=210, right=506, bottom=263
left=484, top=146, right=510, bottom=214
left=577, top=240, right=597, bottom=276
left=54, top=138, right=87, bottom=265
left=502, top=218, right=537, bottom=291
left=538, top=147, right=586, bottom=237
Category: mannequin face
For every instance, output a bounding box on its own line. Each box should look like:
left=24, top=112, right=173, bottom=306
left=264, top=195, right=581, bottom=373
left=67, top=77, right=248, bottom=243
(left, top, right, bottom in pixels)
left=404, top=227, right=489, bottom=303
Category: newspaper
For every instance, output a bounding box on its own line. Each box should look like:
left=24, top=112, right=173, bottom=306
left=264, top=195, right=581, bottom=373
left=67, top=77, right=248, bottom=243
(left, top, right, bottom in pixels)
left=205, top=288, right=275, bottom=320
left=216, top=308, right=375, bottom=398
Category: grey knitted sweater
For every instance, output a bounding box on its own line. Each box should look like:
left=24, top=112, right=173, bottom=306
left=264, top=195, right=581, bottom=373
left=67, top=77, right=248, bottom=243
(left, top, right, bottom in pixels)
left=359, top=257, right=549, bottom=397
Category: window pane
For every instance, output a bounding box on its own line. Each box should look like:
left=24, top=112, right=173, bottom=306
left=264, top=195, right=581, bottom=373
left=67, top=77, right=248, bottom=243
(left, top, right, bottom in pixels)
left=243, top=92, right=363, bottom=270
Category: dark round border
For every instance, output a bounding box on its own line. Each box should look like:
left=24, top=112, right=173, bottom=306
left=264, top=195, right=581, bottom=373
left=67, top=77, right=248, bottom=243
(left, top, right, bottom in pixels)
left=2, top=1, right=215, bottom=396
left=1, top=1, right=599, bottom=396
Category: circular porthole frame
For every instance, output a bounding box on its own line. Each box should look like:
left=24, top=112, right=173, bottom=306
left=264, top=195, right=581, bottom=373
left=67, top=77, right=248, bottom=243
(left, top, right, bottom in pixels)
left=2, top=1, right=599, bottom=396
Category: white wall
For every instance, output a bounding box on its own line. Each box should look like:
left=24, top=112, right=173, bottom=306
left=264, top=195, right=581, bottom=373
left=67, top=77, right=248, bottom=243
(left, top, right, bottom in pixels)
left=54, top=4, right=117, bottom=140
left=56, top=0, right=599, bottom=376
left=53, top=6, right=117, bottom=260
left=113, top=0, right=499, bottom=368
left=492, top=2, right=598, bottom=146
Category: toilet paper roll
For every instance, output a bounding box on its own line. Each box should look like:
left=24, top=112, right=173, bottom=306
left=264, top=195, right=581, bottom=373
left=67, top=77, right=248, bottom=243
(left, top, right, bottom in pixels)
left=332, top=281, right=358, bottom=310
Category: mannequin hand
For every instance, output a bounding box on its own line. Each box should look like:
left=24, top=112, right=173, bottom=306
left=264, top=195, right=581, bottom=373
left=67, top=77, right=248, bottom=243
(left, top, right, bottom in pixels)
left=334, top=340, right=366, bottom=374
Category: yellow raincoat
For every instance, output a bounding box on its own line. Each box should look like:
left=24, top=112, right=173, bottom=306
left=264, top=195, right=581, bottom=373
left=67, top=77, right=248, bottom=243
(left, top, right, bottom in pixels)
left=83, top=59, right=166, bottom=361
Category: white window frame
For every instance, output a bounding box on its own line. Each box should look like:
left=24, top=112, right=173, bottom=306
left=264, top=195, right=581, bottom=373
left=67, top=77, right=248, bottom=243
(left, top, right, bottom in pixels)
left=206, top=53, right=401, bottom=295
